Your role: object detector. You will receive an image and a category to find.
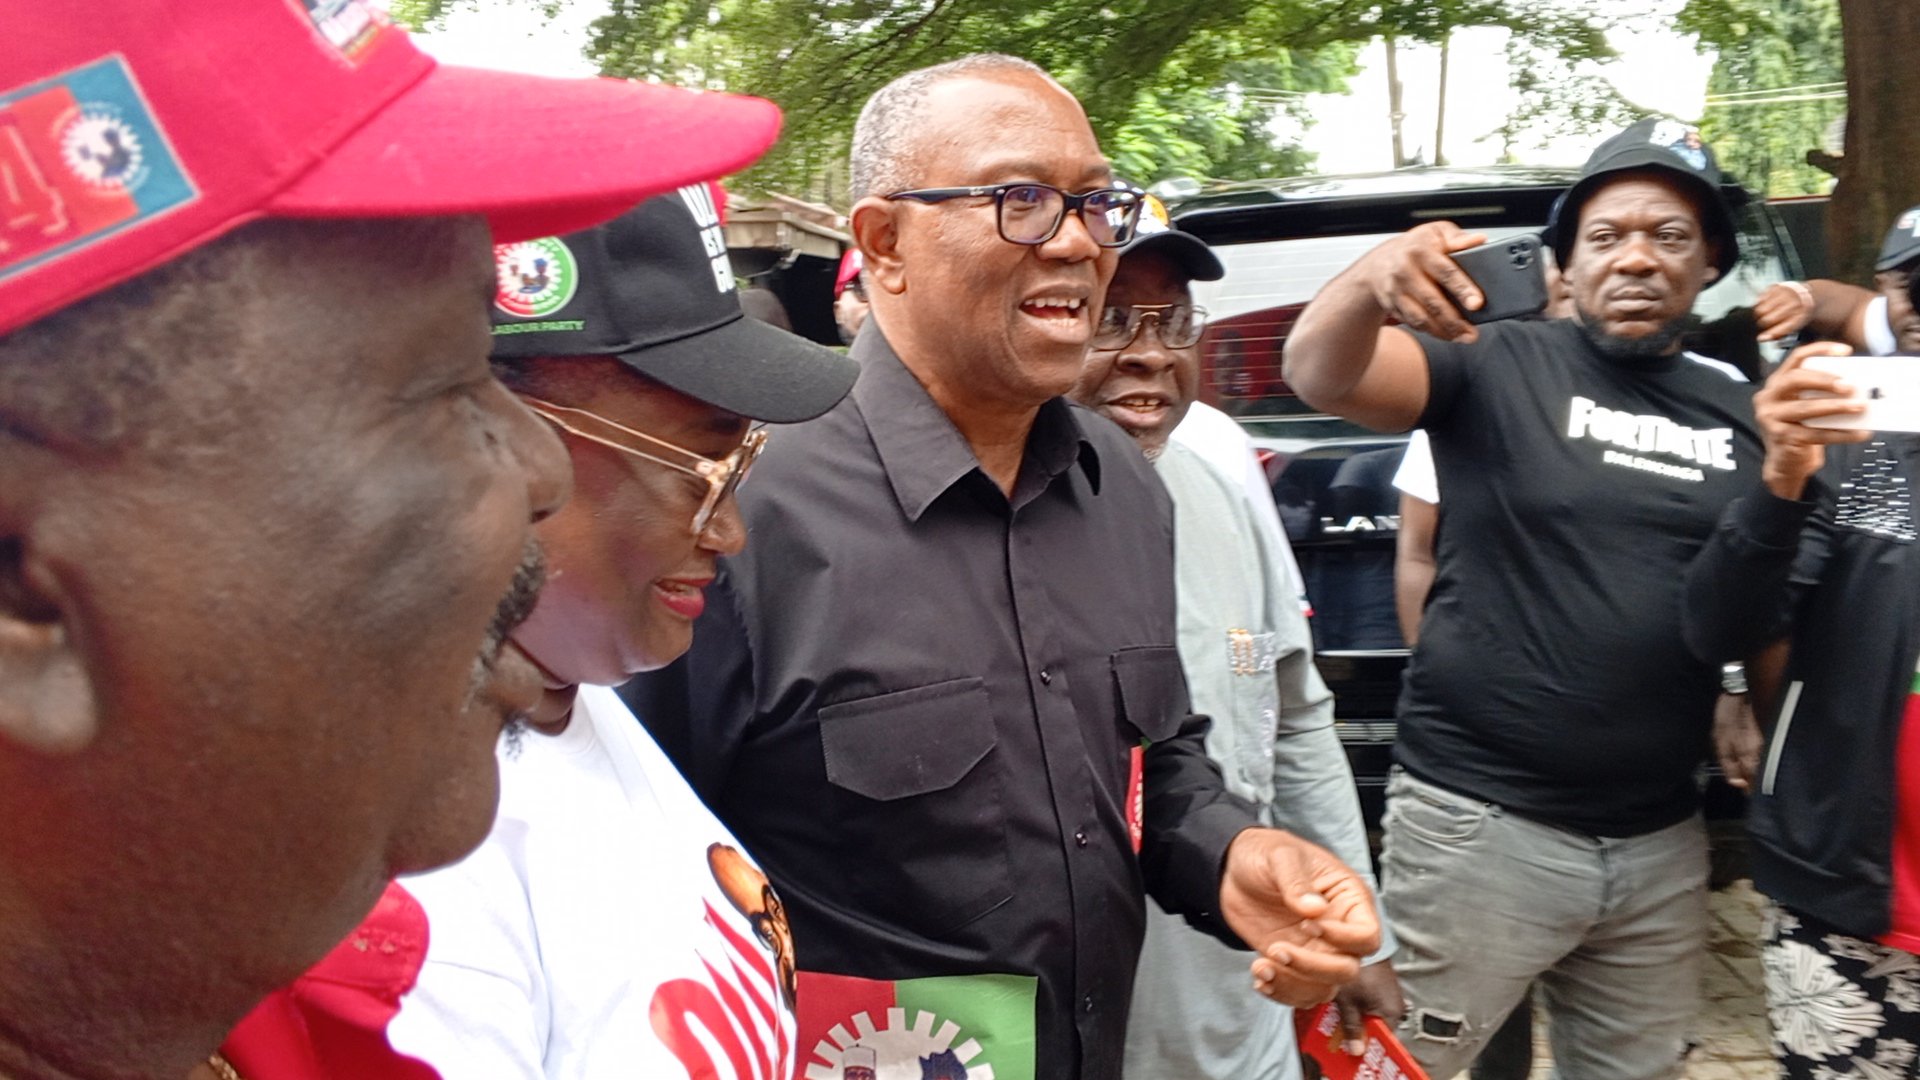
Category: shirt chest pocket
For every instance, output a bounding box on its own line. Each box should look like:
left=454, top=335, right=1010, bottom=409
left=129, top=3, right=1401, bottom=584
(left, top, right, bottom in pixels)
left=1112, top=646, right=1187, bottom=744
left=817, top=677, right=1014, bottom=934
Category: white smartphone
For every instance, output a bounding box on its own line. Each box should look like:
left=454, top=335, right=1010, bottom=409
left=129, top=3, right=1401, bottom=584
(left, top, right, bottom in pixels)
left=1801, top=356, right=1920, bottom=433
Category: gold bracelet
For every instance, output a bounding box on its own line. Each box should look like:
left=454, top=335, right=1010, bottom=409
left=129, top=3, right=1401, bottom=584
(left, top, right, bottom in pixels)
left=207, top=1053, right=244, bottom=1080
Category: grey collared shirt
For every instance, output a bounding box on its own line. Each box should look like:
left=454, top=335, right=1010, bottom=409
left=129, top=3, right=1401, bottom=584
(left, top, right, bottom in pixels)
left=624, top=326, right=1257, bottom=1080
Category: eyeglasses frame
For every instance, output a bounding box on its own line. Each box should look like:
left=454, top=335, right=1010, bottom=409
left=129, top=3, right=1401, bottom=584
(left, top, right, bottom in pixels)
left=1091, top=302, right=1211, bottom=351
left=517, top=394, right=767, bottom=537
left=884, top=182, right=1144, bottom=248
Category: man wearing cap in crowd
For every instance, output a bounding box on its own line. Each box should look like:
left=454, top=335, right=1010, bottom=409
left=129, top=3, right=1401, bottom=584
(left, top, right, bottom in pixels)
left=0, top=3, right=781, bottom=1078
left=220, top=190, right=857, bottom=1078
left=1068, top=200, right=1399, bottom=1080
left=1681, top=205, right=1920, bottom=1080
left=1855, top=206, right=1920, bottom=355
left=626, top=53, right=1380, bottom=1080
left=1283, top=117, right=1779, bottom=1078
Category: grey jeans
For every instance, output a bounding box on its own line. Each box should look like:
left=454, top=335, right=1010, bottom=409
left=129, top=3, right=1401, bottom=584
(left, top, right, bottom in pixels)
left=1380, top=768, right=1709, bottom=1080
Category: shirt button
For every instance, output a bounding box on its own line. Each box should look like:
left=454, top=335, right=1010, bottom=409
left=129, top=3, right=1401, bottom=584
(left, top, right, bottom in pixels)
left=1039, top=669, right=1053, bottom=685
left=1074, top=829, right=1089, bottom=847
left=1083, top=993, right=1095, bottom=1014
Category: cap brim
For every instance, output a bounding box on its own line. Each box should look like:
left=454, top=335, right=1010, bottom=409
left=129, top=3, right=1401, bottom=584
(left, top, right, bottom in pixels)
left=267, top=65, right=782, bottom=243
left=1878, top=241, right=1920, bottom=272
left=616, top=314, right=859, bottom=423
left=1120, top=230, right=1225, bottom=281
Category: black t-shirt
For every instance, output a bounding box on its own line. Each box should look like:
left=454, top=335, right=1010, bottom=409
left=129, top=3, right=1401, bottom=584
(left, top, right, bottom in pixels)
left=1399, top=318, right=1762, bottom=836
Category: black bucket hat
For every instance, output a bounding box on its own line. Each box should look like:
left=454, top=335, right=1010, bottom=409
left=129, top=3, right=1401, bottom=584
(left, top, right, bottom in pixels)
left=1543, top=118, right=1744, bottom=278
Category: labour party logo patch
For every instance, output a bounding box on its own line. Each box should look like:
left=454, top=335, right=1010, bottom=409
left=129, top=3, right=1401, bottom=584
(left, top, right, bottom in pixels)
left=798, top=971, right=1037, bottom=1080
left=0, top=55, right=197, bottom=283
left=494, top=237, right=580, bottom=319
left=58, top=107, right=144, bottom=191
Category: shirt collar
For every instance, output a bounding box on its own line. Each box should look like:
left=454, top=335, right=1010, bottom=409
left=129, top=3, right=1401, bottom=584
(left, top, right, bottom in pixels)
left=849, top=326, right=1102, bottom=522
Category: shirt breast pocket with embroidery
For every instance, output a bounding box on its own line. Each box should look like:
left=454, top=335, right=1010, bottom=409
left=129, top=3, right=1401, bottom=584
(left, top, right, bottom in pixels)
left=817, top=676, right=1015, bottom=934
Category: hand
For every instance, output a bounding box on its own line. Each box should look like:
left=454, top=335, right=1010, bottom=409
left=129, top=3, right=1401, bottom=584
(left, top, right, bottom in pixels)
left=1354, top=221, right=1490, bottom=344
left=1334, top=960, right=1406, bottom=1056
left=1713, top=693, right=1764, bottom=791
left=1754, top=341, right=1872, bottom=500
left=1754, top=281, right=1816, bottom=342
left=1219, top=828, right=1382, bottom=1008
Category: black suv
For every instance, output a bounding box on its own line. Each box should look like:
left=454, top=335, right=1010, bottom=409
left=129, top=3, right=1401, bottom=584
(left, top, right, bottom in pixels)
left=1169, top=166, right=1803, bottom=850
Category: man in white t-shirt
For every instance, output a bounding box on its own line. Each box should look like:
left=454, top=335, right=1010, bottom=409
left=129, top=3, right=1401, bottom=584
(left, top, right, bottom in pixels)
left=1862, top=206, right=1920, bottom=356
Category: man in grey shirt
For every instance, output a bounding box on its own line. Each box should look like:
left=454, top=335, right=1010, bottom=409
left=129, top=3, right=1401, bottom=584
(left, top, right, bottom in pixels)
left=1070, top=207, right=1399, bottom=1080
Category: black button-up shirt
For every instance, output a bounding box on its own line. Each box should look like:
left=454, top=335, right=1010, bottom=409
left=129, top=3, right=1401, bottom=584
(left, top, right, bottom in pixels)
left=624, top=328, right=1256, bottom=1080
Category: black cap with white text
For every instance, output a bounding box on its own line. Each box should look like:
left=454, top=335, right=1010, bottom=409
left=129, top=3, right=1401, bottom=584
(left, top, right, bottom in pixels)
left=489, top=187, right=858, bottom=423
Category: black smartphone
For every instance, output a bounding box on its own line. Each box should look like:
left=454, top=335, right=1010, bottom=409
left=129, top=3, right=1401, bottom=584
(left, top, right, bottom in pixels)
left=1450, top=234, right=1549, bottom=325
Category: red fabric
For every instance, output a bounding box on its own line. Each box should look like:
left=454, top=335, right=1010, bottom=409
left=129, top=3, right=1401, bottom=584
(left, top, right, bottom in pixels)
left=1884, top=685, right=1920, bottom=952
left=221, top=881, right=442, bottom=1080
left=6, top=0, right=780, bottom=337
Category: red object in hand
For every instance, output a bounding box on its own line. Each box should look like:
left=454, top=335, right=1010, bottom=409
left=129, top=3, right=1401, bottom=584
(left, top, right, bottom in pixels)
left=1294, top=1001, right=1430, bottom=1080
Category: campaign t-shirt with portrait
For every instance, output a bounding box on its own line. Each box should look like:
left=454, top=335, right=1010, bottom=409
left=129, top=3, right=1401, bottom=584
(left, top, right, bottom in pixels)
left=384, top=684, right=797, bottom=1080
left=1397, top=317, right=1762, bottom=837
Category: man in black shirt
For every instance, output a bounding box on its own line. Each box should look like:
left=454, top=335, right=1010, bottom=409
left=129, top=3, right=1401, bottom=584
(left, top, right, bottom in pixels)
left=625, top=54, right=1380, bottom=1080
left=1283, top=119, right=1764, bottom=1080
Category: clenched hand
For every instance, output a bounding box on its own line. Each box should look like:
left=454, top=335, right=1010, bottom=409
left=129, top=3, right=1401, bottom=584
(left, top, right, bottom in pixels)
left=1219, top=828, right=1382, bottom=1008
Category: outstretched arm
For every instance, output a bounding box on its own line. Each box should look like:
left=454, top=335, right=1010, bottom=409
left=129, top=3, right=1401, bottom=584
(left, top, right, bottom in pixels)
left=1282, top=222, right=1487, bottom=432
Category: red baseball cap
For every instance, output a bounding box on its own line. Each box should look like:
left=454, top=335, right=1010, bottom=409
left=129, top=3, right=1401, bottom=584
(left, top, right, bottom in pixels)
left=2, top=0, right=783, bottom=337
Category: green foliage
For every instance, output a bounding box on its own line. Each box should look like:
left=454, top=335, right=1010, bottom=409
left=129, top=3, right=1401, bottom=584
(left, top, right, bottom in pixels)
left=574, top=0, right=1616, bottom=199
left=1486, top=32, right=1642, bottom=160
left=1680, top=0, right=1844, bottom=196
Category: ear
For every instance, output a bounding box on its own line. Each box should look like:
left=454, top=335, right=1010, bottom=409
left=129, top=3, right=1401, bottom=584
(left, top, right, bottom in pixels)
left=1703, top=264, right=1721, bottom=285
left=0, top=525, right=101, bottom=756
left=850, top=197, right=906, bottom=296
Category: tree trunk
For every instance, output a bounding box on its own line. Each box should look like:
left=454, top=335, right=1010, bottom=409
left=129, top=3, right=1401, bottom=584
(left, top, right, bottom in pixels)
left=1385, top=36, right=1408, bottom=168
left=1434, top=31, right=1451, bottom=167
left=1829, top=0, right=1920, bottom=283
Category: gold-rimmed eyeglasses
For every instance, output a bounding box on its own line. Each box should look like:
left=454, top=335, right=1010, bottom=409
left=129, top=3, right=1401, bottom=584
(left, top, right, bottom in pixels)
left=518, top=395, right=767, bottom=536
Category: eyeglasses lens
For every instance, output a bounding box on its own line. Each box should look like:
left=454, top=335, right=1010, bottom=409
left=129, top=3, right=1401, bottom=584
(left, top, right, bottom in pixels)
left=1091, top=306, right=1205, bottom=349
left=999, top=185, right=1060, bottom=244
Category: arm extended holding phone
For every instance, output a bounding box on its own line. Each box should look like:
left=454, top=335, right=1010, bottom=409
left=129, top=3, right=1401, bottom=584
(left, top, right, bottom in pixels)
left=1282, top=221, right=1495, bottom=433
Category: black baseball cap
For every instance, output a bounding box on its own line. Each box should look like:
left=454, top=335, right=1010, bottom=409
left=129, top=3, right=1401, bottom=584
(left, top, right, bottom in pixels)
left=1877, top=206, right=1920, bottom=272
left=489, top=187, right=858, bottom=423
left=1543, top=118, right=1744, bottom=277
left=1118, top=194, right=1224, bottom=281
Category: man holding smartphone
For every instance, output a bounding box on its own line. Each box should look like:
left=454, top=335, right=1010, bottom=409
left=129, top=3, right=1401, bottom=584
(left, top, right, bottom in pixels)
left=1282, top=118, right=1763, bottom=1080
left=1677, top=207, right=1920, bottom=1080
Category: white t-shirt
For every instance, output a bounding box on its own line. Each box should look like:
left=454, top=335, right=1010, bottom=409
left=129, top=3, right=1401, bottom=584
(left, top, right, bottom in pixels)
left=1391, top=429, right=1439, bottom=504
left=386, top=685, right=796, bottom=1080
left=1866, top=295, right=1900, bottom=356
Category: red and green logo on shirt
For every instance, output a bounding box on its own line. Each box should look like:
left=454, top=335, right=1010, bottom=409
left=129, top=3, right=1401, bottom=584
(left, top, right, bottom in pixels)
left=796, top=971, right=1037, bottom=1080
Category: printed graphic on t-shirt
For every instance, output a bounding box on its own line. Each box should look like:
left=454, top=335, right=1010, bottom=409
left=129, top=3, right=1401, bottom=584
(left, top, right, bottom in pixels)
left=797, top=971, right=1037, bottom=1080
left=650, top=843, right=797, bottom=1080
left=1566, top=395, right=1736, bottom=483
left=1834, top=441, right=1917, bottom=542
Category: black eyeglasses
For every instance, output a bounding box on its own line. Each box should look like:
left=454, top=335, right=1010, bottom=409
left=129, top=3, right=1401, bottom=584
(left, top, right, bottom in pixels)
left=885, top=183, right=1143, bottom=248
left=1091, top=303, right=1209, bottom=350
